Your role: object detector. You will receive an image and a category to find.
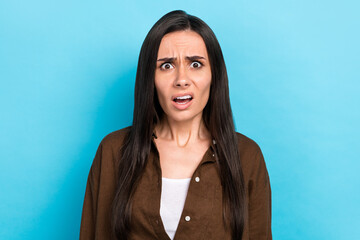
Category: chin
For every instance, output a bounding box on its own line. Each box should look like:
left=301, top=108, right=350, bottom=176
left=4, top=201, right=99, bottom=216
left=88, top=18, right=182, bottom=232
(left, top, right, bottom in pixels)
left=167, top=110, right=202, bottom=123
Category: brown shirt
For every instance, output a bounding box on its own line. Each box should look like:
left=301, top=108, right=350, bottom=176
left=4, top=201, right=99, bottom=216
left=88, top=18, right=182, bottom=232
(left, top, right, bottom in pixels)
left=80, top=127, right=272, bottom=240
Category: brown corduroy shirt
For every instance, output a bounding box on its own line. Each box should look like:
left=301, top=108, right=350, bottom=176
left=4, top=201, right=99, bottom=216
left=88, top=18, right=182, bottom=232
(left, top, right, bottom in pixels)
left=80, top=127, right=272, bottom=240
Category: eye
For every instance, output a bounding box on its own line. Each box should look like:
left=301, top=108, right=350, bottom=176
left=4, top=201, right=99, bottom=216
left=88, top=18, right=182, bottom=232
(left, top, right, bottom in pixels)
left=160, top=62, right=174, bottom=70
left=190, top=61, right=202, bottom=68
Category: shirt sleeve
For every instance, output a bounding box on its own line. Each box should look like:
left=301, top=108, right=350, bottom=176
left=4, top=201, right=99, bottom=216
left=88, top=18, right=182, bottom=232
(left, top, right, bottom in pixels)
left=248, top=147, right=272, bottom=240
left=79, top=143, right=102, bottom=240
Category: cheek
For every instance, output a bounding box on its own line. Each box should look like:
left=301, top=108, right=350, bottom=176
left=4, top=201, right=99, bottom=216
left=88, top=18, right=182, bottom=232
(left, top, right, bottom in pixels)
left=200, top=86, right=211, bottom=106
left=198, top=76, right=212, bottom=105
left=155, top=80, right=169, bottom=107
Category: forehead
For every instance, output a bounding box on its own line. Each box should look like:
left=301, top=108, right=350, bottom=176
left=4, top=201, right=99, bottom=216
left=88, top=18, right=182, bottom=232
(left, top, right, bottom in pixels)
left=157, top=30, right=208, bottom=58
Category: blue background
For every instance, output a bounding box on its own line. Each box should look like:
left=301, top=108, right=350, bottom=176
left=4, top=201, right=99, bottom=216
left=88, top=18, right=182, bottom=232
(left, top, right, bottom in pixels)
left=1, top=0, right=359, bottom=239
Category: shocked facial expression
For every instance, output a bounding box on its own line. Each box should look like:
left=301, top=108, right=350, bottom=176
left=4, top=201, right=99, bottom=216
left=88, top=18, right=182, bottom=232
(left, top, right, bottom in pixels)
left=155, top=30, right=212, bottom=123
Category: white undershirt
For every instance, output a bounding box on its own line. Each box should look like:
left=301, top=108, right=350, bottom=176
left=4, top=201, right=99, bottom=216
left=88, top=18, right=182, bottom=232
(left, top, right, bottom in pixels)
left=160, top=177, right=191, bottom=240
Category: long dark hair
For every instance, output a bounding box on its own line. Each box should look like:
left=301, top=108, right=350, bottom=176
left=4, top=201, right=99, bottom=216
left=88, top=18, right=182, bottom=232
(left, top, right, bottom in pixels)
left=112, top=10, right=245, bottom=239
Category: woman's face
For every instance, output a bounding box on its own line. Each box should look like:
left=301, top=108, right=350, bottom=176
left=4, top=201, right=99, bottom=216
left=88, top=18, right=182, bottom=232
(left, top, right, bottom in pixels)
left=155, top=30, right=212, bottom=123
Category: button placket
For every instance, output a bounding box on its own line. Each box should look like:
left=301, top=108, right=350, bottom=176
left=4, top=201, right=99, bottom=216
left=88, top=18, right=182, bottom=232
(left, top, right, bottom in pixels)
left=169, top=148, right=215, bottom=239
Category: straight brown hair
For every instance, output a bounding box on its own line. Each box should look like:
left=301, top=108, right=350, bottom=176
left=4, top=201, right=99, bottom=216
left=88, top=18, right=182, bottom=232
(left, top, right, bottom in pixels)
left=112, top=10, right=245, bottom=239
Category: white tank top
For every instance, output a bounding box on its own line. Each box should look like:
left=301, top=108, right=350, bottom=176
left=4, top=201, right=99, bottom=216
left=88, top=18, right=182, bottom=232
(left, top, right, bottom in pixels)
left=160, top=177, right=191, bottom=240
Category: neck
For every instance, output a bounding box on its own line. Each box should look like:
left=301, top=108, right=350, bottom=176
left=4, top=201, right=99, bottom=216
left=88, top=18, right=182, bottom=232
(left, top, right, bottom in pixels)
left=155, top=113, right=210, bottom=147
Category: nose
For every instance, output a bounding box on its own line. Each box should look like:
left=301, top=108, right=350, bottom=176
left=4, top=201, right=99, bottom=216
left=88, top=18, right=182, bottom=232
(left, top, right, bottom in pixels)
left=174, top=65, right=190, bottom=88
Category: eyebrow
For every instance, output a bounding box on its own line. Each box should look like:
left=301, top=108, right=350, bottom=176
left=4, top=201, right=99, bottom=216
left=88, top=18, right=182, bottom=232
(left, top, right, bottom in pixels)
left=157, top=56, right=206, bottom=62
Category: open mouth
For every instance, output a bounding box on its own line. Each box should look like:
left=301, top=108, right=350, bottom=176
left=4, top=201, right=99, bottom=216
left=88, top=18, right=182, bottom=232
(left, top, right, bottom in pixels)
left=173, top=95, right=193, bottom=104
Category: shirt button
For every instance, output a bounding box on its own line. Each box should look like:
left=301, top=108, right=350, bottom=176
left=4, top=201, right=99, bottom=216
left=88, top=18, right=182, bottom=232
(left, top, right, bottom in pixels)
left=185, top=216, right=191, bottom=221
left=212, top=153, right=215, bottom=157
left=195, top=177, right=200, bottom=182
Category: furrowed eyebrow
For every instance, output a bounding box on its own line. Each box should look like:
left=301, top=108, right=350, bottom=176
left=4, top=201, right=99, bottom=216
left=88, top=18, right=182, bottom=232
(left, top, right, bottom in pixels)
left=156, top=56, right=206, bottom=62
left=157, top=57, right=176, bottom=62
left=186, top=56, right=206, bottom=61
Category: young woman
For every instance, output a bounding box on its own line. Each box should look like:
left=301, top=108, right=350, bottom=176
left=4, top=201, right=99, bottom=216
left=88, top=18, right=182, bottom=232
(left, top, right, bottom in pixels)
left=80, top=10, right=272, bottom=240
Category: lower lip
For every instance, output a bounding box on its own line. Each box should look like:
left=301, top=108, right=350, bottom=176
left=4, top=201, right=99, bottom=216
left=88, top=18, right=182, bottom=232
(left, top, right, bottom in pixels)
left=171, top=99, right=193, bottom=110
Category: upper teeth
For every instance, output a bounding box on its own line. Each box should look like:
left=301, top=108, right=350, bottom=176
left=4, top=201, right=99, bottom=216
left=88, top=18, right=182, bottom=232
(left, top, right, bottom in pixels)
left=175, top=95, right=192, bottom=100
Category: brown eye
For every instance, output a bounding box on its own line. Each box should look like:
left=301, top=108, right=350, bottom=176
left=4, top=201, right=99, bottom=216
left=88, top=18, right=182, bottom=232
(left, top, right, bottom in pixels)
left=160, top=63, right=174, bottom=70
left=190, top=61, right=202, bottom=68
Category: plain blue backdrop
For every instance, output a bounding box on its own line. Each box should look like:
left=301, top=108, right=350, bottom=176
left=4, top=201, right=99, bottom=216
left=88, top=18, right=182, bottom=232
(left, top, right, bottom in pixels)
left=1, top=0, right=359, bottom=239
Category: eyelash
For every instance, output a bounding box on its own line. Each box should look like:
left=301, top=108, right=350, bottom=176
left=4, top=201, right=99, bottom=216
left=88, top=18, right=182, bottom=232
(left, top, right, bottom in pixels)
left=159, top=61, right=203, bottom=70
left=160, top=62, right=174, bottom=70
left=190, top=61, right=202, bottom=68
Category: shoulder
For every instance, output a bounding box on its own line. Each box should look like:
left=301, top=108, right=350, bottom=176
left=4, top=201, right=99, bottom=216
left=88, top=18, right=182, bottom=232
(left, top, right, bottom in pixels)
left=98, top=126, right=131, bottom=151
left=92, top=126, right=131, bottom=165
left=90, top=126, right=131, bottom=175
left=235, top=132, right=269, bottom=185
left=235, top=132, right=262, bottom=157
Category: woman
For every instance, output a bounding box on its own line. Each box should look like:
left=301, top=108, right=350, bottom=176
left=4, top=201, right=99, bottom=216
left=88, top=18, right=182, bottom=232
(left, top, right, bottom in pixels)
left=80, top=10, right=272, bottom=240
